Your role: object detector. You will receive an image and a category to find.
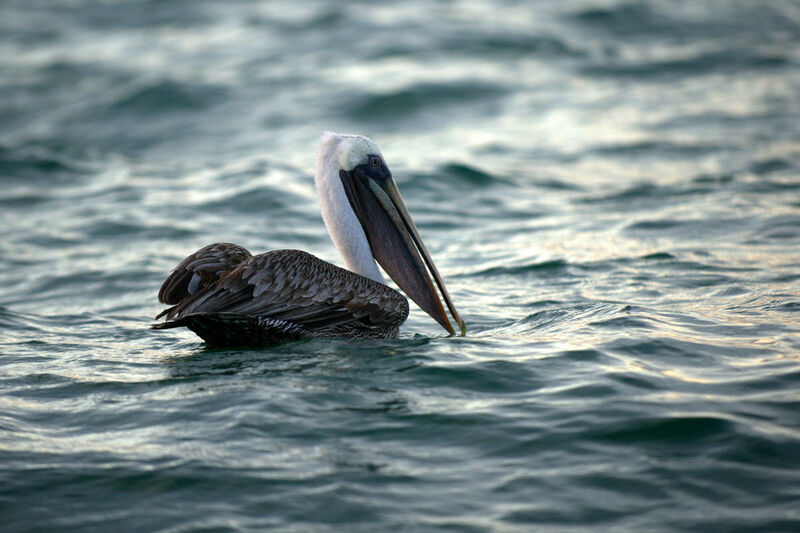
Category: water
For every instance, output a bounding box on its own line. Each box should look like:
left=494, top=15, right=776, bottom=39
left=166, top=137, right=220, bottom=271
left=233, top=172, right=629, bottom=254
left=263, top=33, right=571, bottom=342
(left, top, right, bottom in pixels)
left=2, top=1, right=799, bottom=531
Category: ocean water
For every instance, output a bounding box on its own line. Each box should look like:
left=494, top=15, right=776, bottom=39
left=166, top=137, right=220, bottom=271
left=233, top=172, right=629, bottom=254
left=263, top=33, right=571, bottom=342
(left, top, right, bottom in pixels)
left=2, top=0, right=800, bottom=531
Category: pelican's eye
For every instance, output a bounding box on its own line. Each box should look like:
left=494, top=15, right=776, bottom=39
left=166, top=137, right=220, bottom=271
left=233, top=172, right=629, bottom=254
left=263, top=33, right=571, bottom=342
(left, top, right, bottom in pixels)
left=369, top=156, right=382, bottom=168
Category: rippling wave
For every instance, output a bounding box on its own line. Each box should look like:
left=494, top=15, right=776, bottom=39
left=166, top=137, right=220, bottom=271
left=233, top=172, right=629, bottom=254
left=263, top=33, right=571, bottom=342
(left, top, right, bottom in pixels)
left=1, top=0, right=799, bottom=531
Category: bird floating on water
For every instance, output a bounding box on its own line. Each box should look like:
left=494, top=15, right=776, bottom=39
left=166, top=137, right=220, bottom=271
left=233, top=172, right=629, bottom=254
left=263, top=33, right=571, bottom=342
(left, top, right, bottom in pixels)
left=152, top=132, right=466, bottom=347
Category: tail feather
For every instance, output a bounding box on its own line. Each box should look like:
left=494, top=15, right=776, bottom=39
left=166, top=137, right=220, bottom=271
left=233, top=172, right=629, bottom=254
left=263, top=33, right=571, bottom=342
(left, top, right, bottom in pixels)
left=154, top=305, right=179, bottom=321
left=150, top=318, right=186, bottom=330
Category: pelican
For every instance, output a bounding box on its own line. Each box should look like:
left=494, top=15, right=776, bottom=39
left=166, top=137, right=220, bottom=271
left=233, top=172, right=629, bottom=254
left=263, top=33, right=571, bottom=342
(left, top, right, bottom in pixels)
left=152, top=132, right=466, bottom=347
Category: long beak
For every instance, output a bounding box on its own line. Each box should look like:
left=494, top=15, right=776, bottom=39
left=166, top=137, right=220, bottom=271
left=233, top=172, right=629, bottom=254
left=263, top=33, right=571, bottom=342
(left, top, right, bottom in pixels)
left=340, top=168, right=466, bottom=336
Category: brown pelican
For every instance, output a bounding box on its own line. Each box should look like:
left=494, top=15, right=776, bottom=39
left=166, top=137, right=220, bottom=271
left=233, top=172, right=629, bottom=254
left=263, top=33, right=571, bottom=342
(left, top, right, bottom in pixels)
left=152, top=132, right=466, bottom=347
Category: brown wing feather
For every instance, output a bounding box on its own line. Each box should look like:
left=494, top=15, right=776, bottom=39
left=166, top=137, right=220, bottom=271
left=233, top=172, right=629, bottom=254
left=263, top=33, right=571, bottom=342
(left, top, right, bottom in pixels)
left=158, top=243, right=252, bottom=305
left=159, top=249, right=408, bottom=333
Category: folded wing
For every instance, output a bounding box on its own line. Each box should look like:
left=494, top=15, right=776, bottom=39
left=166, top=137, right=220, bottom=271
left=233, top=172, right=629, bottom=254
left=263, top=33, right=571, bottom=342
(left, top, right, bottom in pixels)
left=155, top=248, right=408, bottom=344
left=158, top=242, right=252, bottom=306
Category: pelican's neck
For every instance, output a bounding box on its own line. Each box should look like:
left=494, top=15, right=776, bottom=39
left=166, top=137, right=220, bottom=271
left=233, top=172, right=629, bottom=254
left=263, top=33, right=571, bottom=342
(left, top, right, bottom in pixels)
left=315, top=133, right=385, bottom=284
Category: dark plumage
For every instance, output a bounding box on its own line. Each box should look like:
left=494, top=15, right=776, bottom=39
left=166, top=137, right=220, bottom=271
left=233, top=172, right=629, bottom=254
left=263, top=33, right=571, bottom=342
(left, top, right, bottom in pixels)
left=153, top=244, right=409, bottom=347
left=156, top=243, right=252, bottom=311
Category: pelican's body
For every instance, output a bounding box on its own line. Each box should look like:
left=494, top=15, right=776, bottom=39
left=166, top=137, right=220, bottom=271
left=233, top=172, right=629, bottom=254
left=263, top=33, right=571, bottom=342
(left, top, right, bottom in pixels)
left=153, top=132, right=465, bottom=347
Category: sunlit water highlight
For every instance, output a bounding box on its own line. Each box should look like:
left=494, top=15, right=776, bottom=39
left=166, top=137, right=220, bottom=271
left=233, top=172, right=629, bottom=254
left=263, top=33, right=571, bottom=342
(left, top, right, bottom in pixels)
left=1, top=1, right=799, bottom=531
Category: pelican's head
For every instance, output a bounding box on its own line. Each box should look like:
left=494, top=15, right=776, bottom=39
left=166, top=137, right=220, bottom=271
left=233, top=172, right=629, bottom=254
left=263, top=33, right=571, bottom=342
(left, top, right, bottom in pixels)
left=317, top=132, right=466, bottom=336
left=326, top=133, right=384, bottom=173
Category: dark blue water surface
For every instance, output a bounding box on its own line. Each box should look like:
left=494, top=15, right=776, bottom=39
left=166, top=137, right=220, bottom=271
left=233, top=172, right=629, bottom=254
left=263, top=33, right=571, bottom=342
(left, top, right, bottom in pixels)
left=2, top=1, right=800, bottom=531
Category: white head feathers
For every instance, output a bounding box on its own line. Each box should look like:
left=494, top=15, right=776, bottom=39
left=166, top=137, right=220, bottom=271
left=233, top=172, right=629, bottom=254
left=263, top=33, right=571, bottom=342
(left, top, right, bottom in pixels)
left=318, top=131, right=383, bottom=172
left=315, top=131, right=386, bottom=283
